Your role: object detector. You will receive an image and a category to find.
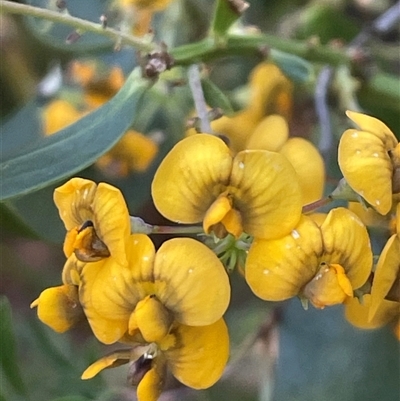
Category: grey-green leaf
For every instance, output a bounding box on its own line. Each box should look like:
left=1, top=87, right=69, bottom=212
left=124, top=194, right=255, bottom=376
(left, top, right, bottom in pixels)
left=0, top=69, right=150, bottom=202
left=0, top=296, right=27, bottom=396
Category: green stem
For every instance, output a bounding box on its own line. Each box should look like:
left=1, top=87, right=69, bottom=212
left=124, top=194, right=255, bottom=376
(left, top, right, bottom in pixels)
left=302, top=196, right=334, bottom=214
left=170, top=34, right=352, bottom=67
left=0, top=0, right=155, bottom=53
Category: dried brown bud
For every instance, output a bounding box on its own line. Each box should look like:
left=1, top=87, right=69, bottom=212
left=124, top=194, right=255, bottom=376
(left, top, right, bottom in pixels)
left=144, top=45, right=174, bottom=79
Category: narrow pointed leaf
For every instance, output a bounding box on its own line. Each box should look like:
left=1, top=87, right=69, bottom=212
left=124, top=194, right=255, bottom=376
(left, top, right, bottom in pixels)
left=0, top=69, right=149, bottom=201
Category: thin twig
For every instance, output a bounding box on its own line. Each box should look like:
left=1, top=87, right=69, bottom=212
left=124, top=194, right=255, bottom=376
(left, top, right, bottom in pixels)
left=314, top=66, right=334, bottom=159
left=187, top=64, right=212, bottom=133
left=0, top=0, right=155, bottom=53
left=349, top=1, right=400, bottom=48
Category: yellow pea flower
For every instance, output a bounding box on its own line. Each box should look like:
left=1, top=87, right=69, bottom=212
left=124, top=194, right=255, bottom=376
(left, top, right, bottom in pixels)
left=79, top=234, right=230, bottom=344
left=245, top=207, right=372, bottom=308
left=152, top=134, right=303, bottom=240
left=54, top=178, right=131, bottom=266
left=338, top=110, right=399, bottom=215
left=70, top=62, right=125, bottom=109
left=96, top=130, right=159, bottom=176
left=247, top=114, right=325, bottom=205
left=81, top=318, right=229, bottom=401
left=30, top=284, right=84, bottom=333
left=186, top=63, right=293, bottom=154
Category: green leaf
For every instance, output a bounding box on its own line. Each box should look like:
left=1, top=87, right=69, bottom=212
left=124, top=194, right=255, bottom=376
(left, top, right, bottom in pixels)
left=0, top=203, right=40, bottom=239
left=0, top=297, right=26, bottom=396
left=271, top=300, right=400, bottom=401
left=0, top=69, right=150, bottom=202
left=1, top=101, right=42, bottom=160
left=270, top=49, right=314, bottom=83
left=50, top=397, right=89, bottom=401
left=202, top=77, right=234, bottom=116
left=211, top=0, right=249, bottom=39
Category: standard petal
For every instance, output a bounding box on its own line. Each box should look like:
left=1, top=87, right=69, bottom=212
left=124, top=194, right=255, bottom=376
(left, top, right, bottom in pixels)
left=53, top=178, right=97, bottom=230
left=164, top=319, right=229, bottom=389
left=346, top=110, right=398, bottom=149
left=230, top=150, right=303, bottom=239
left=153, top=238, right=230, bottom=326
left=338, top=129, right=394, bottom=214
left=320, top=208, right=372, bottom=289
left=279, top=137, right=325, bottom=204
left=369, top=234, right=400, bottom=320
left=245, top=216, right=323, bottom=300
left=30, top=285, right=84, bottom=333
left=92, top=182, right=131, bottom=266
left=152, top=134, right=233, bottom=223
left=246, top=114, right=289, bottom=152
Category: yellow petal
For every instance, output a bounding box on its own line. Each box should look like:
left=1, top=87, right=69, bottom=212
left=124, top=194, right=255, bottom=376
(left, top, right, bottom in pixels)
left=81, top=349, right=131, bottom=380
left=338, top=129, right=394, bottom=214
left=369, top=234, right=400, bottom=320
left=245, top=216, right=323, bottom=300
left=43, top=100, right=82, bottom=136
left=79, top=260, right=129, bottom=344
left=248, top=63, right=293, bottom=121
left=211, top=109, right=260, bottom=154
left=91, top=182, right=131, bottom=266
left=279, top=137, right=325, bottom=204
left=153, top=238, right=230, bottom=326
left=303, top=263, right=353, bottom=308
left=30, top=285, right=83, bottom=333
left=246, top=114, right=289, bottom=152
left=203, top=194, right=243, bottom=238
left=348, top=201, right=391, bottom=229
left=61, top=254, right=85, bottom=285
left=164, top=319, right=229, bottom=389
left=345, top=294, right=399, bottom=330
left=137, top=366, right=164, bottom=401
left=131, top=295, right=172, bottom=343
left=54, top=178, right=97, bottom=230
left=152, top=134, right=233, bottom=223
left=203, top=194, right=232, bottom=234
left=80, top=235, right=156, bottom=344
left=320, top=207, right=372, bottom=289
left=54, top=178, right=131, bottom=265
left=230, top=149, right=303, bottom=239
left=346, top=110, right=398, bottom=149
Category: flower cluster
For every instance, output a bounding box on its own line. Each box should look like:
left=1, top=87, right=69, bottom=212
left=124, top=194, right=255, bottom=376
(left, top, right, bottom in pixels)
left=32, top=61, right=400, bottom=400
left=31, top=178, right=230, bottom=400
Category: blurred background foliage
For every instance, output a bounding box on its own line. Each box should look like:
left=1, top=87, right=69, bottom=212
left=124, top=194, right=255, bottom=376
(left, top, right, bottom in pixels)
left=0, top=0, right=399, bottom=400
